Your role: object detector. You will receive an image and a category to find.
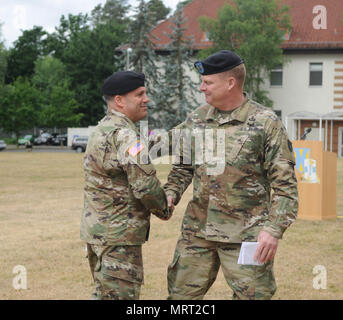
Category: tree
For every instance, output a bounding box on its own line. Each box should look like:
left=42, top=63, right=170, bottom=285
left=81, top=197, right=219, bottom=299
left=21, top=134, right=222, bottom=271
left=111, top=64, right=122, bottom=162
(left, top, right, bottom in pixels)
left=46, top=13, right=90, bottom=60
left=5, top=26, right=49, bottom=83
left=151, top=4, right=199, bottom=129
left=48, top=13, right=127, bottom=126
left=147, top=0, right=171, bottom=25
left=32, top=55, right=69, bottom=93
left=199, top=0, right=291, bottom=107
left=39, top=81, right=82, bottom=129
left=63, top=24, right=127, bottom=126
left=32, top=56, right=83, bottom=129
left=0, top=77, right=41, bottom=143
left=123, top=0, right=162, bottom=128
left=90, top=0, right=131, bottom=26
left=128, top=1, right=159, bottom=73
left=0, top=23, right=7, bottom=85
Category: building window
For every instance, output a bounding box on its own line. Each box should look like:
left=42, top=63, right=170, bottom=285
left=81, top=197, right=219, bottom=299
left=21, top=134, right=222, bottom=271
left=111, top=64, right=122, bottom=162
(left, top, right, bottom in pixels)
left=309, top=62, right=323, bottom=86
left=201, top=31, right=210, bottom=41
left=270, top=65, right=283, bottom=86
left=282, top=28, right=292, bottom=40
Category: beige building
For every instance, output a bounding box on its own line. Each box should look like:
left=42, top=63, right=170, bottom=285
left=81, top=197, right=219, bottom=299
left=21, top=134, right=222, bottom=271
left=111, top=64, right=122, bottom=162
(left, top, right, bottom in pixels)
left=151, top=0, right=343, bottom=157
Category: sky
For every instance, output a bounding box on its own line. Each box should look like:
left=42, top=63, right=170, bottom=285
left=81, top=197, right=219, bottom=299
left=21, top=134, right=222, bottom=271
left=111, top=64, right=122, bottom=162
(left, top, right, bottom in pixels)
left=0, top=0, right=179, bottom=48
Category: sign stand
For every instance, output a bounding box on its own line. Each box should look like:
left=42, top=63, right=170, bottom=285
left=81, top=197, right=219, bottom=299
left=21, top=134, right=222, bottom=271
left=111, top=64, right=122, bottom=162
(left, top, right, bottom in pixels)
left=292, top=140, right=337, bottom=220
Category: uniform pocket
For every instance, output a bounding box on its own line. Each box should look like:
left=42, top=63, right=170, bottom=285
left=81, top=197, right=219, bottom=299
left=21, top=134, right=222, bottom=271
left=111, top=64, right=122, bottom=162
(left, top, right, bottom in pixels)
left=253, top=259, right=276, bottom=299
left=226, top=135, right=249, bottom=165
left=254, top=259, right=274, bottom=280
left=167, top=252, right=181, bottom=294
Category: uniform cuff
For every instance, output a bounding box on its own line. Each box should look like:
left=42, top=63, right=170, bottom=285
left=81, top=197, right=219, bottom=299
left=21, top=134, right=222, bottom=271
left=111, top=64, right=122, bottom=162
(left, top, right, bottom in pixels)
left=262, top=224, right=285, bottom=239
left=165, top=190, right=177, bottom=200
left=164, top=189, right=181, bottom=205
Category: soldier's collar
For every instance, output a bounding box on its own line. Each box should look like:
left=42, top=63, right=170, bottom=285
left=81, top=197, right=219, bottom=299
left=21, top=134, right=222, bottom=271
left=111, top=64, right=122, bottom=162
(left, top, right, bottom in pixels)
left=206, top=92, right=250, bottom=124
left=107, top=108, right=137, bottom=130
left=107, top=108, right=126, bottom=118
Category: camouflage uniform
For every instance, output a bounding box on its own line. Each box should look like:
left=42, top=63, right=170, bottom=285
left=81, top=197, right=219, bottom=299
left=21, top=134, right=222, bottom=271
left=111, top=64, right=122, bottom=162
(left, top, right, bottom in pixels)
left=164, top=96, right=298, bottom=300
left=80, top=109, right=170, bottom=300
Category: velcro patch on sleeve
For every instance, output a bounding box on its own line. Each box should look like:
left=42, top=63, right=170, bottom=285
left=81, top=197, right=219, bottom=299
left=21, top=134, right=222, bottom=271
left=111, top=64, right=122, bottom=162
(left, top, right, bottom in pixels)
left=128, top=141, right=144, bottom=157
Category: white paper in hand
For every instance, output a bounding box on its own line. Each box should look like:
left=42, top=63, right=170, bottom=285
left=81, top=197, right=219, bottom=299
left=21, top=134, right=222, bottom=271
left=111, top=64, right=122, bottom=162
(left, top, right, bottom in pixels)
left=237, top=242, right=263, bottom=266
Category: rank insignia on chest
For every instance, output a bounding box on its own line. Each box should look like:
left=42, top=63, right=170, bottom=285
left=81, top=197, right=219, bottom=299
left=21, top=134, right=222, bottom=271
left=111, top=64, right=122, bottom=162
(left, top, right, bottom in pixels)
left=128, top=141, right=144, bottom=157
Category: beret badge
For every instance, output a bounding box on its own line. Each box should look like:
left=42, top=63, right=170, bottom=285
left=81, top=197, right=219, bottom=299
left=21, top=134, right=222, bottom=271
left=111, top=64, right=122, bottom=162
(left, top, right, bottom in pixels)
left=194, top=61, right=205, bottom=74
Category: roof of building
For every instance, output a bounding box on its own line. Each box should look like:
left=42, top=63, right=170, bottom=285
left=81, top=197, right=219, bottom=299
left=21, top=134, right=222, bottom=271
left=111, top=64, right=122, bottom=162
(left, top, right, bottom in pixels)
left=287, top=111, right=343, bottom=119
left=150, top=0, right=343, bottom=51
left=287, top=111, right=322, bottom=119
left=281, top=0, right=343, bottom=50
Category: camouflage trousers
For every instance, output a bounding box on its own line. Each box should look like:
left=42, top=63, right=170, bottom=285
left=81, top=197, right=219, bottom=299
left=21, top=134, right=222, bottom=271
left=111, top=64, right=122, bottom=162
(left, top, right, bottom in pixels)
left=167, top=233, right=276, bottom=300
left=86, top=243, right=144, bottom=300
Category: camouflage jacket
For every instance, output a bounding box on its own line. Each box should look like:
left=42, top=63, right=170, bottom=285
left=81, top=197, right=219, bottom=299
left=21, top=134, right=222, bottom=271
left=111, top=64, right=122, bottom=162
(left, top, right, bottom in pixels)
left=80, top=109, right=170, bottom=246
left=164, top=97, right=298, bottom=243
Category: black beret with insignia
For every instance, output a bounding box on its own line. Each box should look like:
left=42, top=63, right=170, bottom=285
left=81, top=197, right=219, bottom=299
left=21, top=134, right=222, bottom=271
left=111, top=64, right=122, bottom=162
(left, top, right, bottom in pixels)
left=102, top=71, right=145, bottom=96
left=194, top=50, right=244, bottom=75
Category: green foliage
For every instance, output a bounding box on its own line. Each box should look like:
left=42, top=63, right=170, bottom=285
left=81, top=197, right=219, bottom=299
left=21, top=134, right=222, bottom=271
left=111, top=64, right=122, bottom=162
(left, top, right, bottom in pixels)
left=47, top=12, right=127, bottom=126
left=32, top=56, right=82, bottom=128
left=0, top=77, right=41, bottom=141
left=199, top=0, right=291, bottom=107
left=39, top=81, right=83, bottom=128
left=124, top=0, right=161, bottom=111
left=0, top=23, right=7, bottom=85
left=45, top=14, right=89, bottom=59
left=2, top=137, right=17, bottom=145
left=32, top=56, right=69, bottom=93
left=128, top=0, right=159, bottom=73
left=151, top=5, right=199, bottom=129
left=1, top=6, right=131, bottom=133
left=0, top=0, right=183, bottom=132
left=5, top=26, right=49, bottom=83
left=147, top=0, right=171, bottom=25
left=62, top=23, right=127, bottom=125
left=90, top=0, right=131, bottom=26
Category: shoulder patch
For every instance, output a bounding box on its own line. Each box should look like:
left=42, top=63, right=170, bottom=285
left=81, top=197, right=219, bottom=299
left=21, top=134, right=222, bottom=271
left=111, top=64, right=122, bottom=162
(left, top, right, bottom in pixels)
left=128, top=141, right=144, bottom=157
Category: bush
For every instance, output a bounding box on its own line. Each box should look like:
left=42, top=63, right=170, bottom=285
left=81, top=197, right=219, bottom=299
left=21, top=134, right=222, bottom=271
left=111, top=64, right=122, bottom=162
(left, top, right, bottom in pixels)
left=2, top=137, right=17, bottom=144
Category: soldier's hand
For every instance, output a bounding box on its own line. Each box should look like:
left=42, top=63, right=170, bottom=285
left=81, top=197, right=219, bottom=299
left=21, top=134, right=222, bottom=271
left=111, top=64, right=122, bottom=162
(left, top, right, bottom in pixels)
left=167, top=195, right=175, bottom=214
left=151, top=208, right=172, bottom=221
left=254, top=231, right=278, bottom=264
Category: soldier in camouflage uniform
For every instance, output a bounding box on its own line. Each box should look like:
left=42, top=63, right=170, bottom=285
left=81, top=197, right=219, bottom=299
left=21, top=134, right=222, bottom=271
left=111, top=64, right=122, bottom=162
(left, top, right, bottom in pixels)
left=80, top=71, right=172, bottom=300
left=164, top=50, right=298, bottom=300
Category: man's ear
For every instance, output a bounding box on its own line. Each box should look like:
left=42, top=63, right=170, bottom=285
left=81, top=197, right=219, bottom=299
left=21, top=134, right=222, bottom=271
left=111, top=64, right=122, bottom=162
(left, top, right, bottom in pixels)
left=114, top=95, right=125, bottom=109
left=227, top=76, right=236, bottom=91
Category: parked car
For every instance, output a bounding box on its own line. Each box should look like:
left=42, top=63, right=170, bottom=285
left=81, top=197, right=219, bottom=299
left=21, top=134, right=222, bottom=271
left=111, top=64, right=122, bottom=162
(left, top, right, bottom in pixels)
left=18, top=135, right=34, bottom=146
left=0, top=140, right=6, bottom=151
left=71, top=136, right=88, bottom=153
left=52, top=134, right=68, bottom=146
left=34, top=133, right=53, bottom=145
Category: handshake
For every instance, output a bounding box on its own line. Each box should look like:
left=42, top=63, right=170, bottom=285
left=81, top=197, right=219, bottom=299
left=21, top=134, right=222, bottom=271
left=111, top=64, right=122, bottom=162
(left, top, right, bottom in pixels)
left=152, top=195, right=175, bottom=221
left=167, top=195, right=175, bottom=216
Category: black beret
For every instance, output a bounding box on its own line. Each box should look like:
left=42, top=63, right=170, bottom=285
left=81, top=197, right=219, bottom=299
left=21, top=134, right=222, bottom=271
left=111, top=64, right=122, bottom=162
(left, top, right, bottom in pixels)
left=194, top=50, right=243, bottom=75
left=102, top=71, right=145, bottom=95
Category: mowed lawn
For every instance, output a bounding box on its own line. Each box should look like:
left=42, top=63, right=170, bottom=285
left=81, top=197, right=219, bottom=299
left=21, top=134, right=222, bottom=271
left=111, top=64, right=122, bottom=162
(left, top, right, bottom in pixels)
left=0, top=152, right=342, bottom=300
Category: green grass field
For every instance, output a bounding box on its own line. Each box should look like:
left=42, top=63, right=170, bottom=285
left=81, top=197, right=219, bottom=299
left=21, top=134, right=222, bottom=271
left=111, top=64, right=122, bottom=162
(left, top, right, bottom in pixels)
left=0, top=152, right=342, bottom=300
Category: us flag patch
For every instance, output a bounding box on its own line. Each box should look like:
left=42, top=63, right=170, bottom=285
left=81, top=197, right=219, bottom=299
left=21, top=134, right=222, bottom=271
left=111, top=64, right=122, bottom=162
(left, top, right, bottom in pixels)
left=128, top=141, right=144, bottom=157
